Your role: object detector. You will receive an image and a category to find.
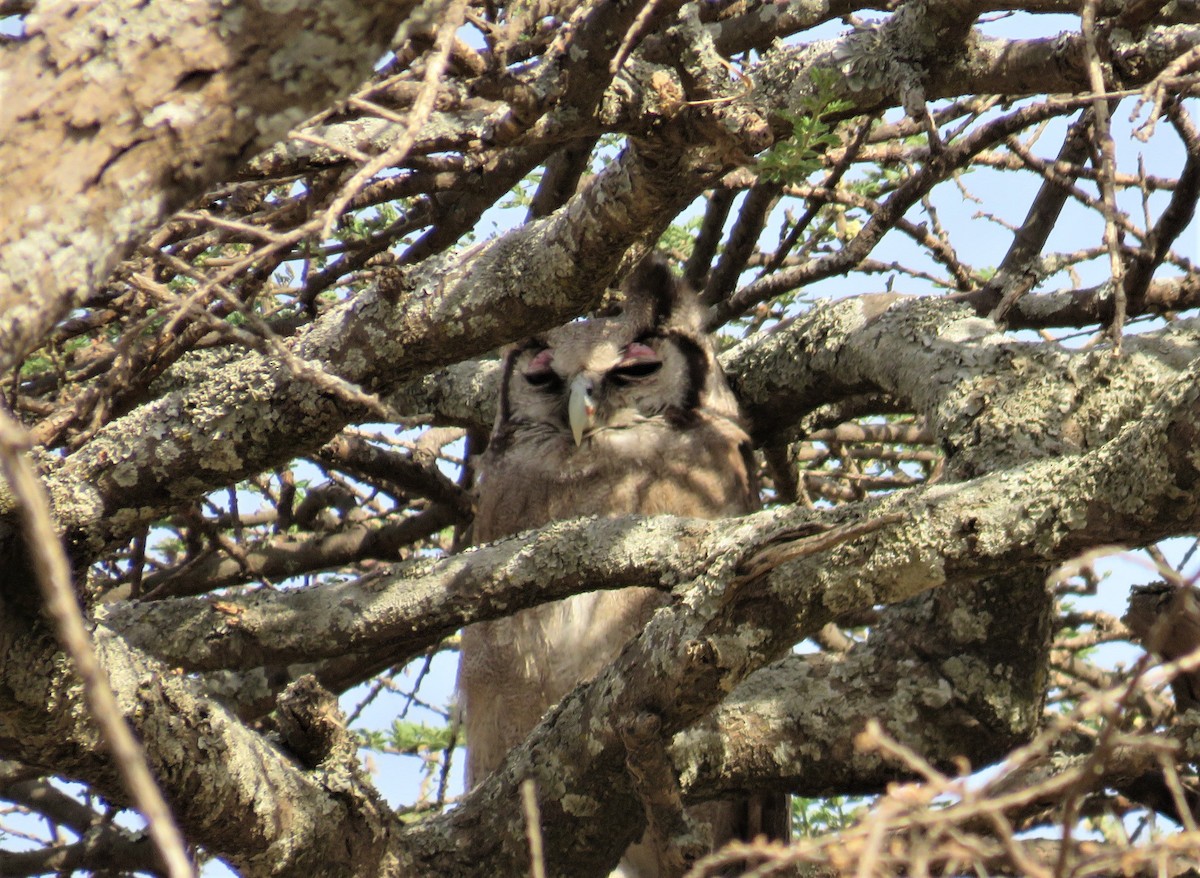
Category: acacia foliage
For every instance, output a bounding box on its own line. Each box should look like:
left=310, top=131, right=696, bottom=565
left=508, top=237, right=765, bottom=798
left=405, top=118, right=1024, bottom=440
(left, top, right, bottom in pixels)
left=2, top=1, right=1200, bottom=876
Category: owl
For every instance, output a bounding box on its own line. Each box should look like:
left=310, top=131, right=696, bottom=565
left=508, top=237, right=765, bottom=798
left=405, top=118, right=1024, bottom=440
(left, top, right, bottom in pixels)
left=458, top=256, right=788, bottom=875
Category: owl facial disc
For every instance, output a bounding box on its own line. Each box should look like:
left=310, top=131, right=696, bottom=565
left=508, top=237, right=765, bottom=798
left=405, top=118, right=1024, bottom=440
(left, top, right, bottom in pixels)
left=568, top=374, right=596, bottom=446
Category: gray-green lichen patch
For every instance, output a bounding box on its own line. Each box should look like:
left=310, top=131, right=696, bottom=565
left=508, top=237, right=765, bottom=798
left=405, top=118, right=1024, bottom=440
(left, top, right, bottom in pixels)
left=110, top=459, right=142, bottom=488
left=919, top=676, right=955, bottom=709
left=944, top=603, right=989, bottom=643
left=560, top=793, right=601, bottom=817
left=268, top=31, right=345, bottom=93
left=832, top=21, right=901, bottom=93
left=851, top=524, right=947, bottom=610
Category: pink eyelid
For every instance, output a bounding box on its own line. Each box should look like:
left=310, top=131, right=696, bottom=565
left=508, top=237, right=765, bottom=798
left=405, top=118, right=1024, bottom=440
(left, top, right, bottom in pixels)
left=527, top=348, right=554, bottom=372
left=618, top=342, right=659, bottom=366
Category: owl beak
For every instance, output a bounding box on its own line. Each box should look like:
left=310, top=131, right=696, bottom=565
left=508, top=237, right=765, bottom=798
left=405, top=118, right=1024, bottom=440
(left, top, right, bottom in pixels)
left=568, top=375, right=596, bottom=446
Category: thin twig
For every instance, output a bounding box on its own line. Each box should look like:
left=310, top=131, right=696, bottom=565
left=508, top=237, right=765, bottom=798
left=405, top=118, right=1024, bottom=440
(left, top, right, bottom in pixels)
left=1131, top=45, right=1200, bottom=141
left=1081, top=0, right=1128, bottom=348
left=609, top=0, right=678, bottom=75
left=319, top=0, right=469, bottom=237
left=984, top=112, right=1093, bottom=322
left=520, top=779, right=547, bottom=878
left=735, top=512, right=905, bottom=583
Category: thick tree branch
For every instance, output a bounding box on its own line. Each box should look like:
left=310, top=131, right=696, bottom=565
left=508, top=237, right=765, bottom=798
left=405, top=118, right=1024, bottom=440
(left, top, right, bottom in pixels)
left=0, top=835, right=161, bottom=878
left=102, top=515, right=717, bottom=672
left=103, top=292, right=1200, bottom=674
left=0, top=613, right=406, bottom=877
left=0, top=0, right=421, bottom=373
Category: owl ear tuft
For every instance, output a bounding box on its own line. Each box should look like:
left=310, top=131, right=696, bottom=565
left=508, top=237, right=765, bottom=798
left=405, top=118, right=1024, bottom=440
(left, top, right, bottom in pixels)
left=622, top=253, right=705, bottom=333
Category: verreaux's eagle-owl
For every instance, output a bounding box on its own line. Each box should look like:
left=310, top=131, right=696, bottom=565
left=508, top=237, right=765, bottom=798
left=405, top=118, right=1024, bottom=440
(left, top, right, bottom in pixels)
left=458, top=256, right=788, bottom=876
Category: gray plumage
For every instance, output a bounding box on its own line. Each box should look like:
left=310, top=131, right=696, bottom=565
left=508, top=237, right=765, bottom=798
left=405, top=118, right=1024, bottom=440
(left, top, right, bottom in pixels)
left=458, top=257, right=787, bottom=875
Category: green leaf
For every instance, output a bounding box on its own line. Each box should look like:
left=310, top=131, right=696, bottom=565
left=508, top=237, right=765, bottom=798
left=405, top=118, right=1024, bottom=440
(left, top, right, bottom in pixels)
left=757, top=69, right=854, bottom=185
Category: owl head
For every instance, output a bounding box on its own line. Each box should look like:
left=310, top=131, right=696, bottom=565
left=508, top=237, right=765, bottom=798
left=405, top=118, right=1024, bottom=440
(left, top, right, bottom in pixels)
left=490, top=256, right=743, bottom=452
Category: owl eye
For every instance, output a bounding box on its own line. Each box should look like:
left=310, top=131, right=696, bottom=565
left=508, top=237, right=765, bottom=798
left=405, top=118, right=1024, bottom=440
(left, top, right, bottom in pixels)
left=609, top=359, right=662, bottom=385
left=521, top=347, right=562, bottom=391
left=524, top=361, right=562, bottom=393
left=523, top=369, right=562, bottom=390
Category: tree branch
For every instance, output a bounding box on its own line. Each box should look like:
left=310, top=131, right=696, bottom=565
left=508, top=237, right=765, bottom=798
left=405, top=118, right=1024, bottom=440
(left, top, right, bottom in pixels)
left=0, top=0, right=422, bottom=372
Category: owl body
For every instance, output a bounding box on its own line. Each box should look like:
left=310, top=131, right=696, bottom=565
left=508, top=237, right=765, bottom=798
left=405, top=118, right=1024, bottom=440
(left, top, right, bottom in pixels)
left=464, top=402, right=755, bottom=785
left=458, top=257, right=786, bottom=874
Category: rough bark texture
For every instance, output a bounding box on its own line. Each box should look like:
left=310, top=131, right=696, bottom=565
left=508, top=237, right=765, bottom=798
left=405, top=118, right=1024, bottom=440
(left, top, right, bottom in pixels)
left=0, top=0, right=421, bottom=373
